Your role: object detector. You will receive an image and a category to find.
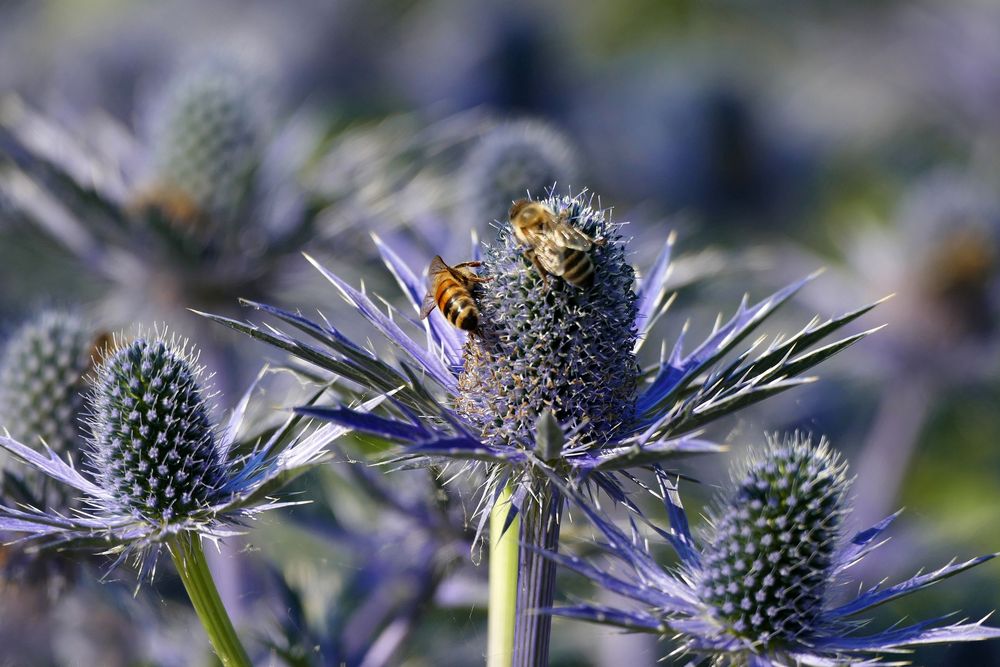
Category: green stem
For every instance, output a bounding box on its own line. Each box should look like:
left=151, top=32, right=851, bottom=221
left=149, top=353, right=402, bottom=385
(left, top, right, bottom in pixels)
left=487, top=483, right=519, bottom=667
left=169, top=534, right=252, bottom=667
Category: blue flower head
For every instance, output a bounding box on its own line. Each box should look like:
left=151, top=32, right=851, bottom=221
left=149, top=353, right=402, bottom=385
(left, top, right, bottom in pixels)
left=87, top=337, right=225, bottom=523
left=545, top=434, right=1000, bottom=664
left=456, top=193, right=636, bottom=451
left=459, top=120, right=579, bottom=227
left=0, top=331, right=359, bottom=577
left=142, top=61, right=265, bottom=235
left=204, top=188, right=879, bottom=542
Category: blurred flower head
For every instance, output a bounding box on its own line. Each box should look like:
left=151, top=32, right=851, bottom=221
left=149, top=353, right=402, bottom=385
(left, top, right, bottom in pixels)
left=0, top=310, right=97, bottom=461
left=0, top=57, right=312, bottom=324
left=834, top=170, right=1000, bottom=382
left=457, top=119, right=579, bottom=229
left=140, top=61, right=267, bottom=238
left=545, top=434, right=1000, bottom=664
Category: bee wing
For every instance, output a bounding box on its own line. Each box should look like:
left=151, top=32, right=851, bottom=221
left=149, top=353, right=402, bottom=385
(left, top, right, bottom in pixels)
left=549, top=221, right=594, bottom=250
left=428, top=255, right=449, bottom=275
left=419, top=291, right=438, bottom=320
left=534, top=241, right=571, bottom=276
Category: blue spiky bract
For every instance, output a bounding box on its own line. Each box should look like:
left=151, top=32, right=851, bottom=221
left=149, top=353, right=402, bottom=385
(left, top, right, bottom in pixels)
left=0, top=311, right=94, bottom=460
left=699, top=436, right=847, bottom=648
left=457, top=192, right=638, bottom=454
left=460, top=120, right=579, bottom=226
left=88, top=337, right=224, bottom=523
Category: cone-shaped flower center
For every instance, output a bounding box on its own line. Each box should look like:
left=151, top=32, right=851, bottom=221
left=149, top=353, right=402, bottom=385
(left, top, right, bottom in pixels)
left=89, top=339, right=224, bottom=522
left=456, top=194, right=638, bottom=451
left=0, top=311, right=93, bottom=458
left=697, top=438, right=847, bottom=647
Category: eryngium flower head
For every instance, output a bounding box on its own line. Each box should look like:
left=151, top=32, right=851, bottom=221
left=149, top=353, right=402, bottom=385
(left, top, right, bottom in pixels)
left=0, top=311, right=95, bottom=460
left=0, top=333, right=358, bottom=575
left=145, top=62, right=264, bottom=227
left=459, top=120, right=579, bottom=225
left=205, top=188, right=878, bottom=542
left=697, top=438, right=847, bottom=648
left=545, top=434, right=1000, bottom=664
left=456, top=193, right=637, bottom=450
left=87, top=338, right=225, bottom=522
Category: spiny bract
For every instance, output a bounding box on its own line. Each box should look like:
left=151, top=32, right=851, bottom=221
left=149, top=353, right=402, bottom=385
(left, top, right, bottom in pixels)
left=456, top=193, right=638, bottom=452
left=698, top=437, right=847, bottom=648
left=88, top=338, right=224, bottom=523
left=0, top=311, right=95, bottom=460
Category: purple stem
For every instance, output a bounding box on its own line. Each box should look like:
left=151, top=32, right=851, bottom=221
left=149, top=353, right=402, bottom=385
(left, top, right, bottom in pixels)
left=512, top=476, right=563, bottom=667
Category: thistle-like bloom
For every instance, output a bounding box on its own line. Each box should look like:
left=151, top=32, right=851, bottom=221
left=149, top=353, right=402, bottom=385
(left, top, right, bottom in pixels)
left=544, top=435, right=1000, bottom=665
left=458, top=119, right=579, bottom=227
left=204, top=189, right=877, bottom=543
left=0, top=310, right=95, bottom=460
left=0, top=333, right=355, bottom=574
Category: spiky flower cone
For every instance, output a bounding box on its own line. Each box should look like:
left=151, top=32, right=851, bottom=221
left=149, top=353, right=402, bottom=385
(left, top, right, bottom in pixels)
left=0, top=311, right=95, bottom=460
left=456, top=193, right=638, bottom=450
left=698, top=436, right=848, bottom=649
left=88, top=338, right=225, bottom=523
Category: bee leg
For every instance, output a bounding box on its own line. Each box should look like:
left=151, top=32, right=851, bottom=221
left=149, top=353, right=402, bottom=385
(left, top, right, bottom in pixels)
left=593, top=236, right=607, bottom=246
left=454, top=261, right=483, bottom=269
left=524, top=249, right=549, bottom=285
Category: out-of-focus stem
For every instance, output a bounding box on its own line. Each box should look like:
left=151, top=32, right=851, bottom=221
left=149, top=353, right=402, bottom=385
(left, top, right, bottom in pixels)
left=169, top=534, right=251, bottom=667
left=851, top=375, right=933, bottom=532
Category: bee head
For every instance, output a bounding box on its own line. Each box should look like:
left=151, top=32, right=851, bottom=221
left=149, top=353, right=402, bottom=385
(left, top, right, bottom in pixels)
left=509, top=199, right=532, bottom=222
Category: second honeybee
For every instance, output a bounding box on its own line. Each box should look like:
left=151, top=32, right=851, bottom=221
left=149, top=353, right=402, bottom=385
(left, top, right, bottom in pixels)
left=508, top=199, right=605, bottom=289
left=420, top=256, right=489, bottom=332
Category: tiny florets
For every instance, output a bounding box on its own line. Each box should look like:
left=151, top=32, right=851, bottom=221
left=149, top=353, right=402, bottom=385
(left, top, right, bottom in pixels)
left=0, top=311, right=94, bottom=459
left=456, top=192, right=638, bottom=451
left=88, top=337, right=224, bottom=523
left=698, top=436, right=848, bottom=649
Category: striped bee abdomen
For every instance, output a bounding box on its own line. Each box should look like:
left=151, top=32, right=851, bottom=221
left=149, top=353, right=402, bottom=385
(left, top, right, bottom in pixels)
left=421, top=255, right=488, bottom=332
left=437, top=281, right=481, bottom=331
left=560, top=249, right=595, bottom=288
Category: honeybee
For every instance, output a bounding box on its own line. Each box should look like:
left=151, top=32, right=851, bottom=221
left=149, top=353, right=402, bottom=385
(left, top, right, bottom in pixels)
left=420, top=256, right=490, bottom=332
left=508, top=199, right=605, bottom=288
left=81, top=330, right=114, bottom=378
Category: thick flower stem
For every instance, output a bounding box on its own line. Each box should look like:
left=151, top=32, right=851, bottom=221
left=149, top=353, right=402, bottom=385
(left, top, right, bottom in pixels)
left=488, top=483, right=519, bottom=667
left=512, top=476, right=563, bottom=667
left=169, top=534, right=252, bottom=667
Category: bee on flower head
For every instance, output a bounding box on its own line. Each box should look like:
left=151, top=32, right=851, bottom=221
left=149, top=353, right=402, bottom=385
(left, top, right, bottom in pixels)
left=420, top=255, right=490, bottom=332
left=508, top=198, right=605, bottom=289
